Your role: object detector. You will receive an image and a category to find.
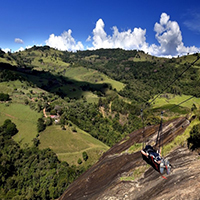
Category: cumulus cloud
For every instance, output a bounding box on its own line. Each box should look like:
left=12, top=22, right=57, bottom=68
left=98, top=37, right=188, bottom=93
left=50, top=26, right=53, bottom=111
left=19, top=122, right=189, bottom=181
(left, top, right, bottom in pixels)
left=2, top=48, right=11, bottom=53
left=86, top=15, right=199, bottom=57
left=9, top=13, right=199, bottom=57
left=15, top=38, right=24, bottom=44
left=45, top=29, right=84, bottom=51
left=89, top=18, right=148, bottom=51
left=149, top=13, right=200, bottom=57
left=16, top=47, right=25, bottom=52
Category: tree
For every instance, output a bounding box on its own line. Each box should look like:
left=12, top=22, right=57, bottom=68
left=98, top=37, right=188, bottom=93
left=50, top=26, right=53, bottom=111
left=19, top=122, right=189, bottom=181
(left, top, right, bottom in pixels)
left=24, top=98, right=29, bottom=105
left=5, top=123, right=18, bottom=136
left=77, top=158, right=82, bottom=165
left=2, top=119, right=18, bottom=137
left=0, top=93, right=10, bottom=101
left=0, top=49, right=5, bottom=57
left=32, top=138, right=40, bottom=147
left=82, top=151, right=88, bottom=161
left=45, top=117, right=52, bottom=126
left=37, top=118, right=46, bottom=132
left=187, top=123, right=200, bottom=150
left=191, top=103, right=197, bottom=111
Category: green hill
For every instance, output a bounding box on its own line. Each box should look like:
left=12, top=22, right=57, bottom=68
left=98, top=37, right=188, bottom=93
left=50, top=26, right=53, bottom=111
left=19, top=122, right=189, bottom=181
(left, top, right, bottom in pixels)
left=0, top=47, right=200, bottom=150
left=39, top=125, right=109, bottom=166
left=0, top=47, right=200, bottom=162
left=1, top=46, right=200, bottom=200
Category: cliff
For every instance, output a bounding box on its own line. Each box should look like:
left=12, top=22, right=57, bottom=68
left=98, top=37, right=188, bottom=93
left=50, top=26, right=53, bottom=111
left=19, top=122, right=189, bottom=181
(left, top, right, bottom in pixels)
left=59, top=117, right=200, bottom=200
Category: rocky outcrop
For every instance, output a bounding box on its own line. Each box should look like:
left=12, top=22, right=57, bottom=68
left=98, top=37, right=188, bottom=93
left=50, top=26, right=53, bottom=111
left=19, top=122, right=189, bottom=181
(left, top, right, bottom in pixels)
left=100, top=146, right=200, bottom=200
left=59, top=117, right=200, bottom=200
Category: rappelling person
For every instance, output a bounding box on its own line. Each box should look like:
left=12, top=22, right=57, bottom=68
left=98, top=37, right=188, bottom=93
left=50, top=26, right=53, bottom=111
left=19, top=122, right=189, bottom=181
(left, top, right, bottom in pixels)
left=141, top=144, right=171, bottom=176
left=141, top=145, right=162, bottom=165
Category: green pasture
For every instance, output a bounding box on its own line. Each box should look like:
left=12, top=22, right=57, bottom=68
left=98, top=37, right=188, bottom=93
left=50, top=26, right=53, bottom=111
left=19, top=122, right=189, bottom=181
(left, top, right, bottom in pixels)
left=0, top=56, right=17, bottom=65
left=0, top=103, right=42, bottom=146
left=132, top=51, right=167, bottom=63
left=82, top=91, right=99, bottom=104
left=19, top=48, right=70, bottom=71
left=0, top=80, right=47, bottom=105
left=64, top=66, right=124, bottom=92
left=179, top=53, right=200, bottom=65
left=39, top=125, right=109, bottom=166
left=151, top=94, right=200, bottom=110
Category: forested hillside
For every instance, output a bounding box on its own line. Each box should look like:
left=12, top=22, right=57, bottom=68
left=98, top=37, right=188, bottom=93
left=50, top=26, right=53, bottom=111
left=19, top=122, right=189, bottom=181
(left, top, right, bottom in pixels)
left=0, top=119, right=83, bottom=199
left=1, top=47, right=200, bottom=147
left=0, top=46, right=200, bottom=199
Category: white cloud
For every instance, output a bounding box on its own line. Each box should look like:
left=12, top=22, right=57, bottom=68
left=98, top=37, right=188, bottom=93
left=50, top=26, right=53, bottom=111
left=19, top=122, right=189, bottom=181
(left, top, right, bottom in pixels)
left=17, top=47, right=24, bottom=52
left=14, top=45, right=41, bottom=52
left=184, top=12, right=200, bottom=33
left=2, top=48, right=11, bottom=53
left=148, top=13, right=200, bottom=57
left=89, top=18, right=148, bottom=51
left=86, top=15, right=200, bottom=57
left=15, top=38, right=24, bottom=44
left=86, top=35, right=91, bottom=42
left=45, top=29, right=84, bottom=51
left=6, top=13, right=199, bottom=57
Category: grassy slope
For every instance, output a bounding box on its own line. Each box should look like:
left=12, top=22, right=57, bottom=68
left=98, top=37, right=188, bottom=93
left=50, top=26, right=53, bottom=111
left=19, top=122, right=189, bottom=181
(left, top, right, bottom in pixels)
left=19, top=48, right=70, bottom=70
left=152, top=94, right=200, bottom=109
left=39, top=125, right=109, bottom=167
left=65, top=66, right=124, bottom=92
left=63, top=66, right=124, bottom=103
left=0, top=103, right=41, bottom=145
left=149, top=93, right=200, bottom=155
left=16, top=49, right=124, bottom=103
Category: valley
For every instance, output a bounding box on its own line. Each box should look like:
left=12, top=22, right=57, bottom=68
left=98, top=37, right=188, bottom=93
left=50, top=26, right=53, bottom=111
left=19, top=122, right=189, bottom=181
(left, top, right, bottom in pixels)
left=0, top=47, right=200, bottom=199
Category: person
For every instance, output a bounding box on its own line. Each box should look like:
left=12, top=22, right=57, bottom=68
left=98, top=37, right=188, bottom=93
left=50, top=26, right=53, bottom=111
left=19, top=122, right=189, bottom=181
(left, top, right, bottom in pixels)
left=141, top=145, right=162, bottom=164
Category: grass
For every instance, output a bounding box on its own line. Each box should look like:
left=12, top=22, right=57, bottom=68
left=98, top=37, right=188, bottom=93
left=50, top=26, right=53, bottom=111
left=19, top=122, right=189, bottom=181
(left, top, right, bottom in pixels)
left=0, top=80, right=47, bottom=105
left=19, top=48, right=70, bottom=71
left=82, top=91, right=99, bottom=104
left=64, top=66, right=124, bottom=92
left=151, top=94, right=200, bottom=156
left=151, top=94, right=200, bottom=109
left=0, top=103, right=42, bottom=146
left=128, top=143, right=143, bottom=153
left=120, top=165, right=149, bottom=181
left=150, top=94, right=200, bottom=118
left=39, top=124, right=109, bottom=167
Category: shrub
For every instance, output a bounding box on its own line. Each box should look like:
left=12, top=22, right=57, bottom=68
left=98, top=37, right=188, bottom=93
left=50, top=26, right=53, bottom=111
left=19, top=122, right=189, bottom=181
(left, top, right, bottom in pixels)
left=187, top=123, right=200, bottom=151
left=82, top=151, right=88, bottom=161
left=1, top=119, right=18, bottom=137
left=46, top=117, right=52, bottom=126
left=0, top=93, right=10, bottom=101
left=77, top=158, right=82, bottom=165
left=37, top=118, right=46, bottom=133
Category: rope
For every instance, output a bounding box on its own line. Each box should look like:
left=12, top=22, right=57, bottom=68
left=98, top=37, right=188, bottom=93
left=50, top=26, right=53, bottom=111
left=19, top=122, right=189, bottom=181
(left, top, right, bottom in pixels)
left=141, top=109, right=145, bottom=149
left=141, top=55, right=199, bottom=151
left=166, top=96, right=194, bottom=112
left=148, top=56, right=200, bottom=107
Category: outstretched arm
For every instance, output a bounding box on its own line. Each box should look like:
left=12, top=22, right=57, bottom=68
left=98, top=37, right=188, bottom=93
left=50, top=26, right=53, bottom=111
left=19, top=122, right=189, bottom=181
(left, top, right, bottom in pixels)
left=141, top=150, right=149, bottom=158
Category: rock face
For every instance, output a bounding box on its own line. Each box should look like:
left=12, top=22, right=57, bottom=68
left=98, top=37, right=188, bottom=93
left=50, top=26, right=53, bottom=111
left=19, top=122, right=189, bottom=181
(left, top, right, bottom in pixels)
left=59, top=117, right=200, bottom=200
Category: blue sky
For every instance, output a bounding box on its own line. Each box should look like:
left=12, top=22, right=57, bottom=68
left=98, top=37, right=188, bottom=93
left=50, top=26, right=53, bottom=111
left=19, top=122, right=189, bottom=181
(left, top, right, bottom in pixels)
left=1, top=0, right=200, bottom=57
